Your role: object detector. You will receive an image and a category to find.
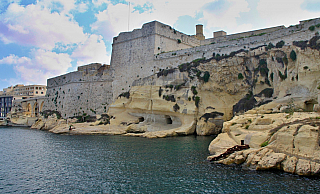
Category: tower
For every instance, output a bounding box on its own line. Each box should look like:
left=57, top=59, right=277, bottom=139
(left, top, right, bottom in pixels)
left=195, top=24, right=205, bottom=40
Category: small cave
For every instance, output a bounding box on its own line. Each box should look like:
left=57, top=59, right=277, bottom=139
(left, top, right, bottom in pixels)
left=165, top=115, right=172, bottom=124
left=304, top=99, right=317, bottom=112
left=138, top=117, right=145, bottom=123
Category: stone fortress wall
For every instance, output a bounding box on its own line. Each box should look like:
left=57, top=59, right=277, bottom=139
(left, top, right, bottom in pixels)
left=43, top=63, right=113, bottom=118
left=112, top=18, right=320, bottom=99
left=44, top=17, right=320, bottom=118
left=154, top=18, right=320, bottom=69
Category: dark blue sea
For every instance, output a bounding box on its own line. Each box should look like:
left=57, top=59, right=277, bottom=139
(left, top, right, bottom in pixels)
left=0, top=127, right=319, bottom=193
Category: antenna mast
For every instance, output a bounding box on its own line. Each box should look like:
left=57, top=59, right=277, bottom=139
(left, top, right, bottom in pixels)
left=128, top=2, right=130, bottom=31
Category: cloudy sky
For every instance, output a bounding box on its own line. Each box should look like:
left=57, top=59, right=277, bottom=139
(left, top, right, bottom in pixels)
left=0, top=0, right=319, bottom=89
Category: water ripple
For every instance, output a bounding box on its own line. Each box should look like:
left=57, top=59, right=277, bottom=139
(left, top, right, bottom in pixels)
left=0, top=127, right=319, bottom=193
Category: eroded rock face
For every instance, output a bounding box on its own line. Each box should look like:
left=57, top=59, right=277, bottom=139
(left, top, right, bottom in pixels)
left=106, top=39, right=320, bottom=138
left=207, top=112, right=320, bottom=176
left=31, top=114, right=65, bottom=130
left=196, top=118, right=223, bottom=135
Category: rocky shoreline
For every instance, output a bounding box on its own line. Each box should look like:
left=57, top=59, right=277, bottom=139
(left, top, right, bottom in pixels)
left=2, top=110, right=320, bottom=176
left=207, top=111, right=320, bottom=176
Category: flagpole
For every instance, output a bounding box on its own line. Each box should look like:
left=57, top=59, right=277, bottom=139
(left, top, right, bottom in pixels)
left=128, top=2, right=130, bottom=31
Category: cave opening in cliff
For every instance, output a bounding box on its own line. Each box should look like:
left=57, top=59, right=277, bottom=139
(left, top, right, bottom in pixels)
left=165, top=116, right=172, bottom=124
left=138, top=117, right=144, bottom=123
left=304, top=99, right=317, bottom=112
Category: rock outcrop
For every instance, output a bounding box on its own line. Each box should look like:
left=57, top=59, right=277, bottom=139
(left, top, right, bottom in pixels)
left=207, top=112, right=320, bottom=176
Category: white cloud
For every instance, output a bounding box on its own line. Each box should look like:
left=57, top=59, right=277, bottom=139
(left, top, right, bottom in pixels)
left=38, top=0, right=76, bottom=15
left=0, top=54, right=30, bottom=65
left=0, top=3, right=86, bottom=49
left=77, top=2, right=88, bottom=13
left=71, top=34, right=110, bottom=66
left=201, top=0, right=249, bottom=34
left=92, top=0, right=109, bottom=7
left=91, top=0, right=213, bottom=39
left=257, top=0, right=320, bottom=27
left=0, top=50, right=72, bottom=84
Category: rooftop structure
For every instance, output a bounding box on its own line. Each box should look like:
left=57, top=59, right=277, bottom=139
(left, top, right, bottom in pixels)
left=1, top=84, right=46, bottom=98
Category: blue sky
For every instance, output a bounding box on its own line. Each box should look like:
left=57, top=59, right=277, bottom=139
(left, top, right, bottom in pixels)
left=0, top=0, right=319, bottom=89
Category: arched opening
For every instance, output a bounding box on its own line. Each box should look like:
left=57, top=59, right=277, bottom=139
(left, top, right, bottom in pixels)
left=26, top=103, right=31, bottom=116
left=138, top=117, right=144, bottom=123
left=165, top=115, right=172, bottom=124
left=40, top=101, right=44, bottom=112
left=304, top=99, right=317, bottom=112
left=33, top=102, right=39, bottom=117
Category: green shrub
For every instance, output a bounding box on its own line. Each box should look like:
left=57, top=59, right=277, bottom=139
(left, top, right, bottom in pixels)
left=195, top=96, right=200, bottom=108
left=283, top=56, right=288, bottom=65
left=177, top=39, right=181, bottom=43
left=266, top=42, right=275, bottom=50
left=158, top=87, right=163, bottom=97
left=196, top=71, right=201, bottom=78
left=309, top=25, right=315, bottom=31
left=279, top=71, right=287, bottom=81
left=191, top=86, right=198, bottom=95
left=290, top=50, right=297, bottom=61
left=203, top=71, right=210, bottom=82
left=260, top=140, right=269, bottom=147
left=259, top=59, right=267, bottom=66
left=238, top=73, right=244, bottom=79
left=276, top=40, right=285, bottom=48
left=192, top=57, right=205, bottom=63
left=173, top=103, right=180, bottom=112
left=270, top=72, right=274, bottom=82
left=90, top=109, right=96, bottom=114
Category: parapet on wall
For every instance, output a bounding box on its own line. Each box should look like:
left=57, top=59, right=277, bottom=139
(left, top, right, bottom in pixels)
left=153, top=18, right=320, bottom=70
left=111, top=21, right=201, bottom=99
left=43, top=63, right=113, bottom=118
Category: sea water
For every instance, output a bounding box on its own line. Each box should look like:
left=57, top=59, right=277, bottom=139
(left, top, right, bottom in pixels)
left=0, top=127, right=319, bottom=193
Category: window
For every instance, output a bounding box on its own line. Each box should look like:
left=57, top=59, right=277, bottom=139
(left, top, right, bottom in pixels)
left=41, top=92, right=43, bottom=94
left=36, top=91, right=38, bottom=94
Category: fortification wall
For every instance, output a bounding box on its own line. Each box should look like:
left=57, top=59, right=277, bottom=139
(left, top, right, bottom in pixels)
left=111, top=21, right=201, bottom=99
left=201, top=25, right=285, bottom=45
left=154, top=21, right=200, bottom=50
left=153, top=18, right=320, bottom=69
left=43, top=64, right=113, bottom=118
left=43, top=18, right=320, bottom=119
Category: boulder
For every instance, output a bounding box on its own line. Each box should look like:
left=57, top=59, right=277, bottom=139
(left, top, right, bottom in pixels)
left=196, top=118, right=222, bottom=136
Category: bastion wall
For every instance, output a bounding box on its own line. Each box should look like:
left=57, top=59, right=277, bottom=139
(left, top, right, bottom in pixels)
left=153, top=18, right=320, bottom=69
left=43, top=64, right=113, bottom=118
left=111, top=21, right=202, bottom=98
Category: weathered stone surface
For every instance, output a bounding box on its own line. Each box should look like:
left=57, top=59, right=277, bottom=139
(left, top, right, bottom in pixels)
left=256, top=151, right=286, bottom=170
left=296, top=159, right=311, bottom=176
left=311, top=162, right=320, bottom=175
left=282, top=156, right=298, bottom=174
left=207, top=112, right=320, bottom=176
left=31, top=118, right=45, bottom=129
left=196, top=118, right=222, bottom=136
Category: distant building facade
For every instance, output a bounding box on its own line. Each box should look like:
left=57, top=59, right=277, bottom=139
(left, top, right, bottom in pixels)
left=0, top=84, right=47, bottom=118
left=0, top=96, right=13, bottom=118
left=2, top=84, right=46, bottom=97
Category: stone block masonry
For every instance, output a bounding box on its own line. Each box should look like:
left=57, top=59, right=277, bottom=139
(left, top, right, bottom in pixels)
left=43, top=64, right=113, bottom=118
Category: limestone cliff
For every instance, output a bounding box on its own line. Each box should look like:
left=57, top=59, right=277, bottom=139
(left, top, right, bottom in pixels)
left=106, top=36, right=320, bottom=137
